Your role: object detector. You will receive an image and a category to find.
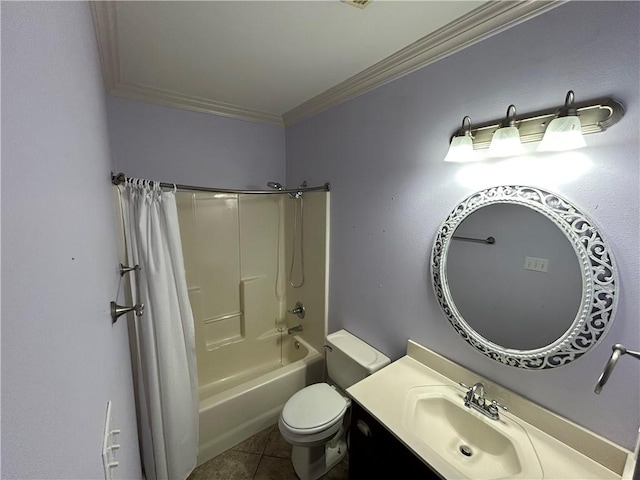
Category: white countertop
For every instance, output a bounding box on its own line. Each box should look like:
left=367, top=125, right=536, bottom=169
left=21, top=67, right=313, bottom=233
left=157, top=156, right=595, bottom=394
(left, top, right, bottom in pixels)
left=347, top=341, right=635, bottom=480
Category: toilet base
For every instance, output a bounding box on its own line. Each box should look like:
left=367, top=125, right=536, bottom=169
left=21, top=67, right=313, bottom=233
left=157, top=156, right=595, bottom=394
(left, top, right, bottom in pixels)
left=291, top=436, right=347, bottom=480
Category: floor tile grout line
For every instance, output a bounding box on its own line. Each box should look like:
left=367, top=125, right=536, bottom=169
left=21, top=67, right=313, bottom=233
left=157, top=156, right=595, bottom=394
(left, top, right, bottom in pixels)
left=252, top=453, right=264, bottom=480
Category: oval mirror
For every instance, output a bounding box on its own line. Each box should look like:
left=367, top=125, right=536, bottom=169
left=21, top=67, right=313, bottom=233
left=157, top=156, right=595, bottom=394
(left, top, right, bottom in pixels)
left=431, top=186, right=618, bottom=369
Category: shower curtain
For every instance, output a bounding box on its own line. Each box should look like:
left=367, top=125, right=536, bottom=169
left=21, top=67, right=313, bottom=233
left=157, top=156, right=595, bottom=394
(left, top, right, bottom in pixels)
left=119, top=180, right=198, bottom=480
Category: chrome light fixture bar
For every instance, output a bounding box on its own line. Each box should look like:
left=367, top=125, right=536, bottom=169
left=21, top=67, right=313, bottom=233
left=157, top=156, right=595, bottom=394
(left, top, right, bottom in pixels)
left=446, top=92, right=624, bottom=153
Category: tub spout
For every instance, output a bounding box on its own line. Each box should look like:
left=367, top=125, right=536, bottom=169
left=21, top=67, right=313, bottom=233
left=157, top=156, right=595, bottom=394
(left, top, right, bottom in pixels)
left=287, top=325, right=303, bottom=335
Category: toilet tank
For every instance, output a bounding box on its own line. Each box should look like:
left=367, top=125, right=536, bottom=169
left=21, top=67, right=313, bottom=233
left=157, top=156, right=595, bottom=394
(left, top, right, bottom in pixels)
left=326, top=329, right=391, bottom=390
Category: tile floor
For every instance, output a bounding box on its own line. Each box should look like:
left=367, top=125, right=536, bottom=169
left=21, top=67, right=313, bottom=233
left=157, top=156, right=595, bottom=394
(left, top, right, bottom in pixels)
left=188, top=423, right=349, bottom=480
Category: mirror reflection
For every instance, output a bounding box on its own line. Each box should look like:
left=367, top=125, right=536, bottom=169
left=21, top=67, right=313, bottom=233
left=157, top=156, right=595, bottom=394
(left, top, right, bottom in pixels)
left=431, top=185, right=618, bottom=369
left=446, top=204, right=582, bottom=351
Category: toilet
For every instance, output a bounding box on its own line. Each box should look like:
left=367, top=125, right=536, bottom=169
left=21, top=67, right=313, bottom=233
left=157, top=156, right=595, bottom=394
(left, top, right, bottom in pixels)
left=279, top=329, right=391, bottom=480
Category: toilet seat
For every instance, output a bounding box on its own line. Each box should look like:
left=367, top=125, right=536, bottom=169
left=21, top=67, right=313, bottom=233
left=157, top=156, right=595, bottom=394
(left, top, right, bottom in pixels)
left=280, top=383, right=348, bottom=435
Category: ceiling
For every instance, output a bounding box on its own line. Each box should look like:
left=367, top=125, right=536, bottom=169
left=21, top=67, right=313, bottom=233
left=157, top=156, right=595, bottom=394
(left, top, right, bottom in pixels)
left=91, top=1, right=560, bottom=126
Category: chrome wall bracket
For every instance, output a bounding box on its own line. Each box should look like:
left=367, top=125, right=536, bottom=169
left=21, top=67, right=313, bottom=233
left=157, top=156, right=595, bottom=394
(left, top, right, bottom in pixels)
left=594, top=344, right=640, bottom=393
left=111, top=263, right=142, bottom=323
left=111, top=301, right=144, bottom=324
left=119, top=263, right=140, bottom=277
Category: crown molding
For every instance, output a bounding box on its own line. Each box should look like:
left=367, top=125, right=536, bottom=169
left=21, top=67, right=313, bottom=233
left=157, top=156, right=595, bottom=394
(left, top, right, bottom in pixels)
left=282, top=0, right=564, bottom=126
left=109, top=82, right=283, bottom=125
left=89, top=1, right=283, bottom=126
left=90, top=1, right=119, bottom=91
left=91, top=1, right=563, bottom=128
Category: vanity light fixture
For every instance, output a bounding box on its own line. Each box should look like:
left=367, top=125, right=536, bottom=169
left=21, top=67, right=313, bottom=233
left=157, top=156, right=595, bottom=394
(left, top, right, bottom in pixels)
left=487, top=105, right=524, bottom=158
left=443, top=116, right=476, bottom=162
left=537, top=91, right=586, bottom=152
left=443, top=92, right=624, bottom=161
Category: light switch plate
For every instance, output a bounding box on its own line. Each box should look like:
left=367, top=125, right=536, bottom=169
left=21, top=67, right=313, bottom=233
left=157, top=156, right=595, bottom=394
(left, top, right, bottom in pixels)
left=524, top=256, right=549, bottom=272
left=102, top=401, right=120, bottom=480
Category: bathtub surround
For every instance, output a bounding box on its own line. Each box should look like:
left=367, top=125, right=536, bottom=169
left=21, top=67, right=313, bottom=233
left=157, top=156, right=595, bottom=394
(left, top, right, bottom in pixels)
left=285, top=192, right=331, bottom=356
left=177, top=193, right=287, bottom=393
left=177, top=192, right=329, bottom=394
left=286, top=0, right=640, bottom=451
left=119, top=181, right=198, bottom=480
left=176, top=191, right=329, bottom=465
left=1, top=3, right=142, bottom=478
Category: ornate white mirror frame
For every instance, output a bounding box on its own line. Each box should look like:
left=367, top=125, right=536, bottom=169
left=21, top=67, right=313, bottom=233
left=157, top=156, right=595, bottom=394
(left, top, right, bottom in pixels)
left=431, top=185, right=618, bottom=369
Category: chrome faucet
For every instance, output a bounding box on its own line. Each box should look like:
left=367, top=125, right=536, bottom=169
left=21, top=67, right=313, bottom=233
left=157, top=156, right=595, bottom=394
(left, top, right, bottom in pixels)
left=287, top=325, right=303, bottom=335
left=468, top=382, right=486, bottom=406
left=287, top=301, right=305, bottom=319
left=460, top=382, right=508, bottom=420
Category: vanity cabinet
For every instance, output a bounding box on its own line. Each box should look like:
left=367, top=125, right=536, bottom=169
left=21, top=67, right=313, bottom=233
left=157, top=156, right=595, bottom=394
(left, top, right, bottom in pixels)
left=349, top=401, right=440, bottom=479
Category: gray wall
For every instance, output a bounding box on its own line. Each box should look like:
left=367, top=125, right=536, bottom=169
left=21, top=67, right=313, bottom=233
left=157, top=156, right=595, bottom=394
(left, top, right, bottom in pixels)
left=286, top=1, right=640, bottom=449
left=107, top=96, right=286, bottom=189
left=1, top=3, right=142, bottom=478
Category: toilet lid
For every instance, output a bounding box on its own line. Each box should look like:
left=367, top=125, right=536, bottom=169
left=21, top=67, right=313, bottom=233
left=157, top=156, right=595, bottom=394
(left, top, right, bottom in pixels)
left=281, top=383, right=348, bottom=434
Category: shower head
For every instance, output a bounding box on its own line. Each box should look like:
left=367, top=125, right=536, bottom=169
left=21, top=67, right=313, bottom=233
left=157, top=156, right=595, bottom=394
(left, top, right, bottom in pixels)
left=267, top=182, right=285, bottom=191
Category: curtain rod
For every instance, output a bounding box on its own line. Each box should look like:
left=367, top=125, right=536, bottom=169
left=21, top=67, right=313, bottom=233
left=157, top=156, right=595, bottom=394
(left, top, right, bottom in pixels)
left=111, top=172, right=331, bottom=195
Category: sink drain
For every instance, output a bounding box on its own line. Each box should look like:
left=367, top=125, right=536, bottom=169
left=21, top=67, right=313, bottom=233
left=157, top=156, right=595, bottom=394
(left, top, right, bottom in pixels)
left=459, top=445, right=473, bottom=457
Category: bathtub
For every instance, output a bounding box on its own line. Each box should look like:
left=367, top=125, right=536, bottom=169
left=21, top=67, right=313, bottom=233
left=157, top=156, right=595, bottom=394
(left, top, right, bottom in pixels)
left=197, top=334, right=324, bottom=465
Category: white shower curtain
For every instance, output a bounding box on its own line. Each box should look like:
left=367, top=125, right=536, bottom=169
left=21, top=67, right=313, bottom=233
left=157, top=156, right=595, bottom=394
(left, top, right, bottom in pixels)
left=119, top=179, right=198, bottom=480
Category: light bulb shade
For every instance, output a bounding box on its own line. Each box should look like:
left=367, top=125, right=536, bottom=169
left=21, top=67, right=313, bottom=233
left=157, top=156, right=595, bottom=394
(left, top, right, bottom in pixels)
left=538, top=116, right=586, bottom=152
left=487, top=126, right=523, bottom=158
left=443, top=135, right=475, bottom=162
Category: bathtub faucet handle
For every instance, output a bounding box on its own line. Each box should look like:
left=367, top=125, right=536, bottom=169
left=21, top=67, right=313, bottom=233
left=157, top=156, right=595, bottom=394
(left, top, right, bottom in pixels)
left=287, top=301, right=305, bottom=319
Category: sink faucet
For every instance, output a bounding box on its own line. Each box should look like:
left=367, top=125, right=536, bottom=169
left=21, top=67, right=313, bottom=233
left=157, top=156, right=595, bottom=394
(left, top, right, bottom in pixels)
left=460, top=382, right=508, bottom=420
left=468, top=382, right=486, bottom=406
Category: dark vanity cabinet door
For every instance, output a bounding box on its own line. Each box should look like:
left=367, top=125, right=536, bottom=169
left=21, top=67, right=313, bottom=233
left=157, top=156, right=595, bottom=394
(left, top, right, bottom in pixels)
left=349, top=401, right=441, bottom=479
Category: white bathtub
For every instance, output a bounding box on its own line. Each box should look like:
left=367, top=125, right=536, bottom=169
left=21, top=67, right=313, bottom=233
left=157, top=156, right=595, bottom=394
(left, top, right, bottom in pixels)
left=197, top=334, right=323, bottom=465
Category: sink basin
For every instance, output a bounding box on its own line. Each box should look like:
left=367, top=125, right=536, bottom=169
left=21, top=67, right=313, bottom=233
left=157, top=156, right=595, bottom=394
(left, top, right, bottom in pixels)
left=402, top=386, right=543, bottom=480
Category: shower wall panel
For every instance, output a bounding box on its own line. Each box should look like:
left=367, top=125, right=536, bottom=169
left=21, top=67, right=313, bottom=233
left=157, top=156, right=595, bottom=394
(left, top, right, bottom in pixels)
left=285, top=192, right=329, bottom=354
left=177, top=193, right=285, bottom=396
